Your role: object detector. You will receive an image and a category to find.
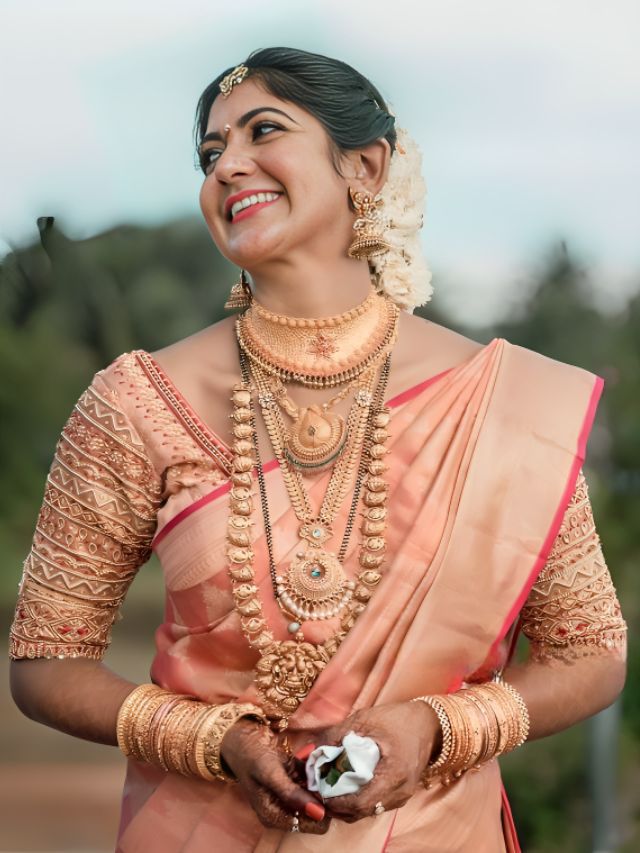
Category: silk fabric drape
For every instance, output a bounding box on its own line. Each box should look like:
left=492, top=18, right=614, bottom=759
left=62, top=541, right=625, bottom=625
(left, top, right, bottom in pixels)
left=117, top=338, right=602, bottom=852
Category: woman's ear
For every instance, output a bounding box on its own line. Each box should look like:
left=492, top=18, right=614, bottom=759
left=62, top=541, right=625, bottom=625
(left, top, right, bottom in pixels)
left=343, top=139, right=391, bottom=196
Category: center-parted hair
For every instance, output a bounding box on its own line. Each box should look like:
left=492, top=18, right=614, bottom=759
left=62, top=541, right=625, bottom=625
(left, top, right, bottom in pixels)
left=194, top=47, right=397, bottom=173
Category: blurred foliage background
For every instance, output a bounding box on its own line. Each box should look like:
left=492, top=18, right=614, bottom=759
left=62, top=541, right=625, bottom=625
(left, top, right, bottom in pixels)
left=0, top=219, right=638, bottom=851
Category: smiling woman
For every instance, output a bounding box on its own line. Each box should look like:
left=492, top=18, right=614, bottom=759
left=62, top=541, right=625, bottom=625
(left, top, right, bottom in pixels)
left=8, top=47, right=627, bottom=853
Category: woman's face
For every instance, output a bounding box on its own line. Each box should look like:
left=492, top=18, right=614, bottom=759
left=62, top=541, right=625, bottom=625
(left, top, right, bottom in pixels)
left=198, top=78, right=356, bottom=269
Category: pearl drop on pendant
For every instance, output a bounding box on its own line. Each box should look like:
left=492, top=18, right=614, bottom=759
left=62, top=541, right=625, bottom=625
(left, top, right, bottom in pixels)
left=288, top=621, right=301, bottom=633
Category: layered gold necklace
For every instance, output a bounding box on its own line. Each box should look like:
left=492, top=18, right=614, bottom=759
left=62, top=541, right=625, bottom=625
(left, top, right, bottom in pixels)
left=227, top=288, right=399, bottom=725
left=237, top=288, right=397, bottom=470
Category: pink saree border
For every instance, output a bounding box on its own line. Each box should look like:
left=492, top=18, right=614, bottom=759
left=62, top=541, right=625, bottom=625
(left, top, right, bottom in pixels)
left=151, top=364, right=457, bottom=550
left=381, top=811, right=399, bottom=852
left=486, top=374, right=604, bottom=662
left=152, top=457, right=279, bottom=550
left=501, top=784, right=522, bottom=853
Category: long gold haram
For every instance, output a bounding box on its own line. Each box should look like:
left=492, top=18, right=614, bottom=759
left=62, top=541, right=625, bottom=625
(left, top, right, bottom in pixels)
left=226, top=351, right=393, bottom=725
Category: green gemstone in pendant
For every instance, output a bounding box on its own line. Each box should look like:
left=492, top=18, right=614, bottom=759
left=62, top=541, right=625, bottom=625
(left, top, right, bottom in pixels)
left=310, top=566, right=322, bottom=578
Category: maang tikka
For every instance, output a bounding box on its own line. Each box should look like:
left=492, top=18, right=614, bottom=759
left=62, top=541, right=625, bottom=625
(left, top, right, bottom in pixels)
left=347, top=187, right=391, bottom=260
left=219, top=64, right=249, bottom=98
left=224, top=269, right=252, bottom=311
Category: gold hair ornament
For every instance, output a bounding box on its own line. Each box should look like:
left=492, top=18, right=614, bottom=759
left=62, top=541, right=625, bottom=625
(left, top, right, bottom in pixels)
left=220, top=64, right=249, bottom=98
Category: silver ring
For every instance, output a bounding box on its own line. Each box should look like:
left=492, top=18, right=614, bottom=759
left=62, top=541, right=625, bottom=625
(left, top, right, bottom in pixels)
left=374, top=801, right=385, bottom=816
left=291, top=812, right=300, bottom=833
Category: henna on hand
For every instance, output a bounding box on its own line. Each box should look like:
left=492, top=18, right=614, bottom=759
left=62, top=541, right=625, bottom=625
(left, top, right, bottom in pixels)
left=221, top=718, right=331, bottom=834
left=310, top=701, right=439, bottom=822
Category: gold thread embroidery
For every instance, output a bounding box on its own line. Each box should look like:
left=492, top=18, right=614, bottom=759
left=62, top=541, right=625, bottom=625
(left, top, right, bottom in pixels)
left=10, top=378, right=162, bottom=661
left=521, top=469, right=627, bottom=662
left=134, top=351, right=233, bottom=475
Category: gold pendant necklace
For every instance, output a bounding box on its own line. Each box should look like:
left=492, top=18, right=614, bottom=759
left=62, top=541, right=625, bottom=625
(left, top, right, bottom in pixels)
left=251, top=359, right=378, bottom=634
left=225, top=347, right=393, bottom=725
left=263, top=372, right=372, bottom=470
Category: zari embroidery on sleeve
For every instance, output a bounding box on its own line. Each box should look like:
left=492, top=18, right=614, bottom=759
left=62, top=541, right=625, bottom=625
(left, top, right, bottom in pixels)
left=9, top=379, right=162, bottom=661
left=520, top=469, right=627, bottom=662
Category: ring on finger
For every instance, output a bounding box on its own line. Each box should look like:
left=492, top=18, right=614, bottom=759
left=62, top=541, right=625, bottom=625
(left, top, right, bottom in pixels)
left=374, top=801, right=385, bottom=816
left=291, top=812, right=300, bottom=833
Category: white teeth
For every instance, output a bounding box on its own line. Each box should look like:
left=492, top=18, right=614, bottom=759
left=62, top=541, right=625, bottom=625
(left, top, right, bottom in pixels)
left=230, top=192, right=280, bottom=219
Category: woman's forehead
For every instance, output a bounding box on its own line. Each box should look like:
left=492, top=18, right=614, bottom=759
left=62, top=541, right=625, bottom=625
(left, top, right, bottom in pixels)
left=205, top=78, right=301, bottom=133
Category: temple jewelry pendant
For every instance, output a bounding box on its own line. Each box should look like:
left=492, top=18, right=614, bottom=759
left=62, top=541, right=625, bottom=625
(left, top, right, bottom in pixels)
left=285, top=405, right=347, bottom=470
left=276, top=529, right=355, bottom=632
left=255, top=640, right=332, bottom=716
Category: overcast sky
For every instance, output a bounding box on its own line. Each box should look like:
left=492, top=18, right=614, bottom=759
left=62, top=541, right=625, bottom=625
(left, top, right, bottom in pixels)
left=2, top=0, right=639, bottom=322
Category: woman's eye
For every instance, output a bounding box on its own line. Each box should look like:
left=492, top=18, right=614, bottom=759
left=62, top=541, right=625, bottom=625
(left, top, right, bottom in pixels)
left=200, top=149, right=222, bottom=173
left=252, top=121, right=283, bottom=139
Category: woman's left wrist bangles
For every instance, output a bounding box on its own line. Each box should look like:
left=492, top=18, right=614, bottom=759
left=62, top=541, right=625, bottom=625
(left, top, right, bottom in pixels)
left=412, top=677, right=530, bottom=788
left=116, top=684, right=267, bottom=782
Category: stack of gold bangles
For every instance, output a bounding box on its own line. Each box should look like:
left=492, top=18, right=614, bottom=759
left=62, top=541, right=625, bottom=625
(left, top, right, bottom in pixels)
left=116, top=684, right=267, bottom=782
left=412, top=678, right=530, bottom=788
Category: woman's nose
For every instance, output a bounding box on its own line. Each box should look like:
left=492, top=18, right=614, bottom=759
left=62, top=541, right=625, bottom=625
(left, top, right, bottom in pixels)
left=214, top=143, right=256, bottom=183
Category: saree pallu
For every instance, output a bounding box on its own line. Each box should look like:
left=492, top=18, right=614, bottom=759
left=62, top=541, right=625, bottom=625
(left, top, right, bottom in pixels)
left=116, top=338, right=603, bottom=852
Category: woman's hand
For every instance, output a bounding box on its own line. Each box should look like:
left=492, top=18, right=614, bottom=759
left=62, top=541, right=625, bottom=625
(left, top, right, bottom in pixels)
left=220, top=718, right=331, bottom=834
left=310, top=701, right=440, bottom=823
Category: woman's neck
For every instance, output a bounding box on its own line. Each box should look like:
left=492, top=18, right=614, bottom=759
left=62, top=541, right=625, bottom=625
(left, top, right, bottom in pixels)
left=248, top=254, right=373, bottom=319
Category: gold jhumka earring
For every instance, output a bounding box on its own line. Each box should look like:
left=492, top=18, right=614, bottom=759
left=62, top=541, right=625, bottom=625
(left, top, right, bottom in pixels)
left=224, top=269, right=252, bottom=311
left=347, top=187, right=391, bottom=260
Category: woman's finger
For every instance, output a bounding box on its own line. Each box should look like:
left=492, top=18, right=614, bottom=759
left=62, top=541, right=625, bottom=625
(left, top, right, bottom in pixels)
left=248, top=782, right=331, bottom=835
left=254, top=754, right=325, bottom=816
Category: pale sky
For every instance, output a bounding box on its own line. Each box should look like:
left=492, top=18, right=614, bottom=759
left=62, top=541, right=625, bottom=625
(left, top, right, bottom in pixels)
left=2, top=0, right=639, bottom=322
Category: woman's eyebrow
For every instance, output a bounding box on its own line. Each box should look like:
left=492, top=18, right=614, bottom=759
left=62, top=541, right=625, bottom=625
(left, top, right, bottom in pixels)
left=199, top=107, right=300, bottom=148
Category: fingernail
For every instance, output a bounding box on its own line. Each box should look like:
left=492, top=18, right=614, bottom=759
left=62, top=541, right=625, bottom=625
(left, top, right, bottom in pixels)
left=304, top=801, right=325, bottom=821
left=295, top=743, right=316, bottom=761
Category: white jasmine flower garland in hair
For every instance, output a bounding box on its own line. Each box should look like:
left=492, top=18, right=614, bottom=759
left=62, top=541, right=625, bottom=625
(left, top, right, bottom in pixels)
left=370, top=126, right=433, bottom=313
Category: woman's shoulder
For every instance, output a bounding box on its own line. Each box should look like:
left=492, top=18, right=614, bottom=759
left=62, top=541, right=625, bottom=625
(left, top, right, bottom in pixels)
left=146, top=316, right=239, bottom=398
left=393, top=313, right=486, bottom=388
left=93, top=317, right=239, bottom=401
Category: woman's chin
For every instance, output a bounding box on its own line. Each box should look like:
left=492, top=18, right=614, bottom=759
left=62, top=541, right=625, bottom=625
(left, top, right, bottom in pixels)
left=223, top=227, right=288, bottom=269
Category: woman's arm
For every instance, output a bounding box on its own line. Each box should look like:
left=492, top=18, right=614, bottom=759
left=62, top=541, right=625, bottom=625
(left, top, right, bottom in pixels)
left=10, top=658, right=135, bottom=746
left=8, top=371, right=162, bottom=740
left=8, top=367, right=329, bottom=833
left=508, top=467, right=627, bottom=738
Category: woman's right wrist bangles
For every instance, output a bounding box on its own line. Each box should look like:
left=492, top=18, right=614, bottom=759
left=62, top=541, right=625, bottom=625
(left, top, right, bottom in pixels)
left=116, top=683, right=267, bottom=782
left=412, top=677, right=530, bottom=788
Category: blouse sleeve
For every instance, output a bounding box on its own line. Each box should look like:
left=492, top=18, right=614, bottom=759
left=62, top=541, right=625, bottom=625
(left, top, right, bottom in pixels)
left=9, top=370, right=162, bottom=661
left=519, top=469, right=627, bottom=663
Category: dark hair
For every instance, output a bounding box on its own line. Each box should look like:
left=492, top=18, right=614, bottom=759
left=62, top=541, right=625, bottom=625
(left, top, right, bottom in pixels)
left=194, top=47, right=397, bottom=173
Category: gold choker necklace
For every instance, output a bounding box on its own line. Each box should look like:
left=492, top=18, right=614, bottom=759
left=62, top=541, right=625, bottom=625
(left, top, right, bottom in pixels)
left=236, top=288, right=399, bottom=388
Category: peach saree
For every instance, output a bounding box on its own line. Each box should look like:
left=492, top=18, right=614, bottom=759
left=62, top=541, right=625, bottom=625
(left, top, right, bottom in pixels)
left=116, top=338, right=603, bottom=852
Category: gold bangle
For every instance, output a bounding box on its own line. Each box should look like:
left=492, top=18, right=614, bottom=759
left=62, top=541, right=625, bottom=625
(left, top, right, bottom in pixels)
left=462, top=689, right=498, bottom=765
left=412, top=682, right=520, bottom=787
left=497, top=679, right=530, bottom=747
left=152, top=696, right=187, bottom=771
left=163, top=699, right=201, bottom=775
left=116, top=686, right=270, bottom=785
left=411, top=696, right=453, bottom=782
left=116, top=684, right=165, bottom=757
left=200, top=703, right=267, bottom=783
